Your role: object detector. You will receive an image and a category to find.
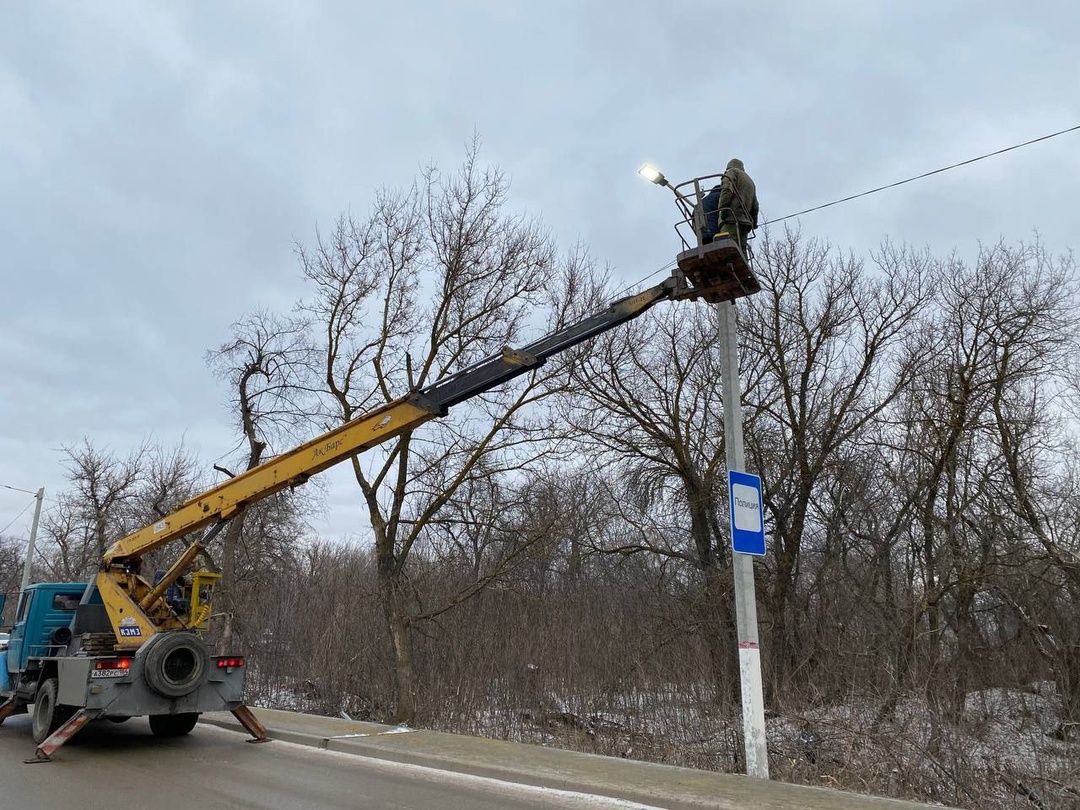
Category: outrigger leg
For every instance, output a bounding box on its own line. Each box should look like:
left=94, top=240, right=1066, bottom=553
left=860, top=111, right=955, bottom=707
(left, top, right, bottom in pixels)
left=0, top=696, right=27, bottom=725
left=231, top=704, right=270, bottom=743
left=25, top=708, right=101, bottom=763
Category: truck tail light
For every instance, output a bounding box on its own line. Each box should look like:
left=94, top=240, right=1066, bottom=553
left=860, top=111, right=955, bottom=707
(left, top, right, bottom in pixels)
left=215, top=657, right=245, bottom=668
left=94, top=658, right=132, bottom=671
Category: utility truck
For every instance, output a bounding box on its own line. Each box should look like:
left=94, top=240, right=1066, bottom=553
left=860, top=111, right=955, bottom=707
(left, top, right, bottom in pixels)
left=0, top=199, right=756, bottom=762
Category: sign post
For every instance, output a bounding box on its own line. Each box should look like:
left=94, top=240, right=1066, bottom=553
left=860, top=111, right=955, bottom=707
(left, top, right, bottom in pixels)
left=718, top=300, right=769, bottom=779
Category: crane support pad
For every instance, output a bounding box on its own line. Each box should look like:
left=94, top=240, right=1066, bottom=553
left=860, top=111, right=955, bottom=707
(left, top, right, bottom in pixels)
left=675, top=238, right=760, bottom=303
left=231, top=704, right=270, bottom=742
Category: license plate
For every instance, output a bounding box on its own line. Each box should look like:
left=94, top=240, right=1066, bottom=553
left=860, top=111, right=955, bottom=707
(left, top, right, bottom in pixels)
left=91, top=668, right=128, bottom=679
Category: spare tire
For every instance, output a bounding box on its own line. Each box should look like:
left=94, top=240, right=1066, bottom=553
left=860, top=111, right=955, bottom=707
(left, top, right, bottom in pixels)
left=50, top=626, right=73, bottom=646
left=141, top=632, right=209, bottom=698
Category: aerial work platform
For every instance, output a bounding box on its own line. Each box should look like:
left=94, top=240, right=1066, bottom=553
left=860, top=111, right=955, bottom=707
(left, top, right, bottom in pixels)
left=654, top=172, right=761, bottom=305
left=674, top=236, right=760, bottom=303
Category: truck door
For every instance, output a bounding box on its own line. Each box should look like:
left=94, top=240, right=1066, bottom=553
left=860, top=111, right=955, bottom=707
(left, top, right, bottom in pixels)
left=5, top=590, right=32, bottom=675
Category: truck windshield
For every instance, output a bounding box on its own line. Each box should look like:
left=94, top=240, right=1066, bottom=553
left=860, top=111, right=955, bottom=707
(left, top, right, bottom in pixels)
left=15, top=593, right=30, bottom=622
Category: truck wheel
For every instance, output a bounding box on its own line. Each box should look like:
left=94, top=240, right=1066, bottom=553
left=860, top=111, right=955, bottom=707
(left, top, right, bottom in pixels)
left=149, top=712, right=199, bottom=737
left=31, top=678, right=73, bottom=744
left=142, top=633, right=209, bottom=698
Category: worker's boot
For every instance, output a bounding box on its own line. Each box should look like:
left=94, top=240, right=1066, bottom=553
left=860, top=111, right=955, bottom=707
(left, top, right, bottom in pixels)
left=714, top=221, right=740, bottom=247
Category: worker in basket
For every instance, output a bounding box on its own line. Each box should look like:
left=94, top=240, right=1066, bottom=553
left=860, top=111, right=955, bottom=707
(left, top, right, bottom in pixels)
left=697, top=158, right=759, bottom=257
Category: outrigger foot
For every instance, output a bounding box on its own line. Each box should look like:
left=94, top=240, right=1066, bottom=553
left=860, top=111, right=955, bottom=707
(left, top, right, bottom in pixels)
left=231, top=704, right=270, bottom=743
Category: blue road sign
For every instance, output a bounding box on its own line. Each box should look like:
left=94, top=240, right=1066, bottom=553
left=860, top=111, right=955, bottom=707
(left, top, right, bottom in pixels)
left=728, top=470, right=766, bottom=556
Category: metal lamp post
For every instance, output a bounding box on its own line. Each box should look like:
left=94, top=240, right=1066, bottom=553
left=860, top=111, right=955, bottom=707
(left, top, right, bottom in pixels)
left=639, top=164, right=770, bottom=778
left=6, top=485, right=46, bottom=593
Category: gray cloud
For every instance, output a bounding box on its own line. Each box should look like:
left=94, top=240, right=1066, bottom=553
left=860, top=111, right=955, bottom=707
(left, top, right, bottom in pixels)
left=2, top=0, right=1077, bottom=541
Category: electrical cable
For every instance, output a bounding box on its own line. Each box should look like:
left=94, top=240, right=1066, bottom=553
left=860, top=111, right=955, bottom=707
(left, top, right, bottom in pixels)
left=2, top=484, right=38, bottom=495
left=613, top=125, right=1078, bottom=300
left=768, top=123, right=1080, bottom=225
left=0, top=498, right=34, bottom=536
left=614, top=259, right=676, bottom=298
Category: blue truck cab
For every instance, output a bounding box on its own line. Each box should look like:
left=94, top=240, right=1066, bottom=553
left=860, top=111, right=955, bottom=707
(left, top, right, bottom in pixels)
left=3, top=583, right=92, bottom=685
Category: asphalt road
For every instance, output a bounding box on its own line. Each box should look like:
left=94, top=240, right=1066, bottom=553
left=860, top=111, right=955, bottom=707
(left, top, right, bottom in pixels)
left=0, top=716, right=659, bottom=810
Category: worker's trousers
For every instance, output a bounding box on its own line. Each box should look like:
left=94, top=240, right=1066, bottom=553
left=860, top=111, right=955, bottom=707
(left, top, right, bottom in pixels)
left=715, top=220, right=750, bottom=256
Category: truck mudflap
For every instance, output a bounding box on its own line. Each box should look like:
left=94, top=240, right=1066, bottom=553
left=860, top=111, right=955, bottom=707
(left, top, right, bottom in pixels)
left=25, top=708, right=101, bottom=763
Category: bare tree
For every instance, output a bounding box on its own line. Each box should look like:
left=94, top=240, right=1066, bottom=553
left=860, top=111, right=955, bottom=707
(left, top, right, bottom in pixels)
left=565, top=298, right=742, bottom=706
left=287, top=141, right=602, bottom=722
left=0, top=535, right=24, bottom=615
left=854, top=242, right=1076, bottom=738
left=207, top=310, right=317, bottom=651
left=967, top=243, right=1079, bottom=733
left=740, top=231, right=931, bottom=694
left=30, top=440, right=208, bottom=584
left=39, top=440, right=147, bottom=579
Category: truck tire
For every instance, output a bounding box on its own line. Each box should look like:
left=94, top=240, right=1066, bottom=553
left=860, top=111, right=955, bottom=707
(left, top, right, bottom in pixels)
left=142, top=632, right=209, bottom=698
left=31, top=678, right=73, bottom=744
left=149, top=712, right=199, bottom=737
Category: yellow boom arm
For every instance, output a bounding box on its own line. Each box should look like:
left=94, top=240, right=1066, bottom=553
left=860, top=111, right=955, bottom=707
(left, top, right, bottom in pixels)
left=102, top=397, right=433, bottom=563
left=96, top=256, right=757, bottom=648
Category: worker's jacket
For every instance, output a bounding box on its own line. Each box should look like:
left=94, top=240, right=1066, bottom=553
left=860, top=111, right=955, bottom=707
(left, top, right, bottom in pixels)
left=718, top=167, right=759, bottom=227
left=695, top=185, right=722, bottom=241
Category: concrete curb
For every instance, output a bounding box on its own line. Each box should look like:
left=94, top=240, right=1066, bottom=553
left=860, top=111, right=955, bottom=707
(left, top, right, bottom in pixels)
left=198, top=711, right=949, bottom=810
left=199, top=714, right=711, bottom=809
left=200, top=713, right=395, bottom=752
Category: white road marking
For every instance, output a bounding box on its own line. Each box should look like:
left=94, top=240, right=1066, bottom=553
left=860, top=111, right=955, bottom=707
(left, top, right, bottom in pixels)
left=199, top=723, right=666, bottom=809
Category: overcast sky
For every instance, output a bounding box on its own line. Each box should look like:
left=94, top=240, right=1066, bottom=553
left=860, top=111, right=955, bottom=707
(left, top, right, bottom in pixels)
left=2, top=1, right=1078, bottom=550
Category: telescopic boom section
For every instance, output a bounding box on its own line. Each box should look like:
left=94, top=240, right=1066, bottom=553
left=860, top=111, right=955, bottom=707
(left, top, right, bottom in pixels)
left=103, top=277, right=682, bottom=567
left=99, top=263, right=754, bottom=643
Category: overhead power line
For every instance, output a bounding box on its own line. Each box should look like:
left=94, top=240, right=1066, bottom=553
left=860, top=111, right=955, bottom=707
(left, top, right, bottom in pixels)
left=0, top=498, right=35, bottom=536
left=616, top=259, right=676, bottom=297
left=769, top=123, right=1080, bottom=225
left=2, top=483, right=38, bottom=495
left=620, top=124, right=1078, bottom=298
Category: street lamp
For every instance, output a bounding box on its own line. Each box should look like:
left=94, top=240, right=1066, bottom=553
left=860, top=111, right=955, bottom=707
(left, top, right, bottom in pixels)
left=637, top=163, right=668, bottom=187
left=638, top=163, right=695, bottom=222
left=639, top=165, right=770, bottom=780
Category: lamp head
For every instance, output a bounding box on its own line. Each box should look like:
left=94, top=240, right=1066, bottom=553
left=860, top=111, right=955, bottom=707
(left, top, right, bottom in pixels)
left=637, top=164, right=668, bottom=187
